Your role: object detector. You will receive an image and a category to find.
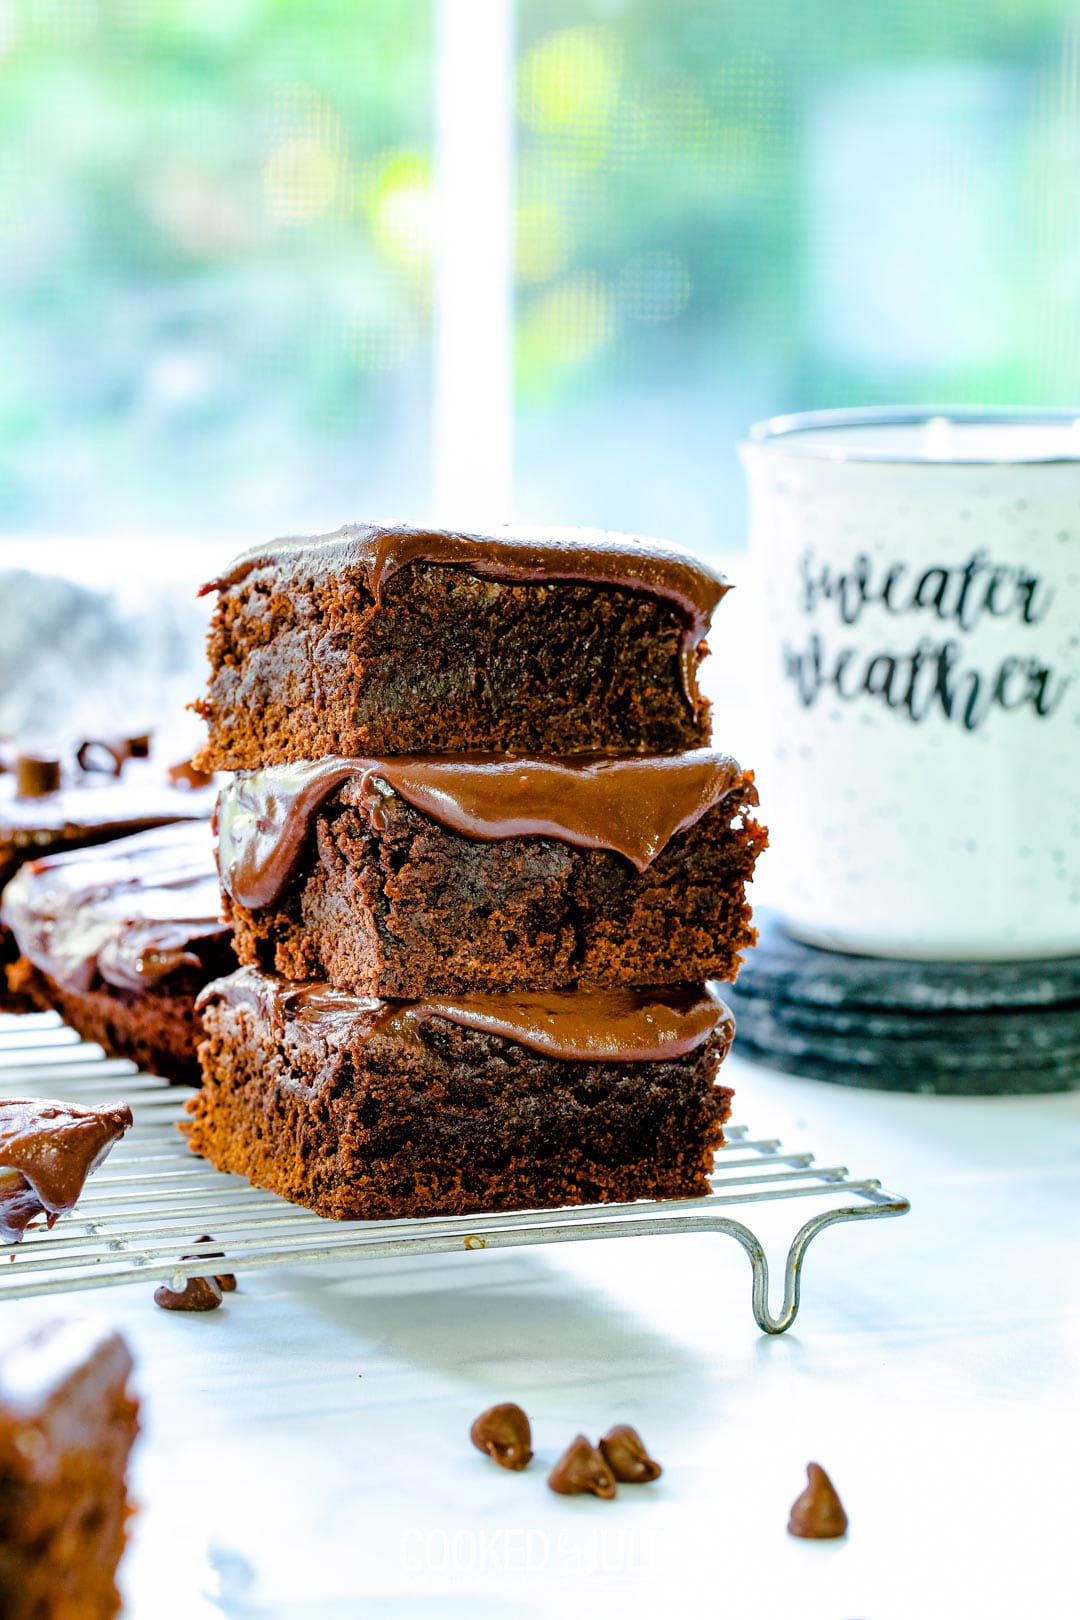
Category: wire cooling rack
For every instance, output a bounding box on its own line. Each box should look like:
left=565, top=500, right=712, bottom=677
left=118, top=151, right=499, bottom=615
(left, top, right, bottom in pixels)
left=0, top=1012, right=909, bottom=1334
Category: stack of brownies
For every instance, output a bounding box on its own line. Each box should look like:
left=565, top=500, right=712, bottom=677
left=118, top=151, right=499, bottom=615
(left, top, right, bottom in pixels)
left=186, top=523, right=766, bottom=1219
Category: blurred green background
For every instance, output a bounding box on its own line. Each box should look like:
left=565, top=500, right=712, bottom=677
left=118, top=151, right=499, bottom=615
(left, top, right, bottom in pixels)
left=2, top=0, right=1079, bottom=552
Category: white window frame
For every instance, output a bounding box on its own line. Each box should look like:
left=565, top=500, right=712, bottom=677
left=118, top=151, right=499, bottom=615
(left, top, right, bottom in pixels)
left=433, top=0, right=515, bottom=527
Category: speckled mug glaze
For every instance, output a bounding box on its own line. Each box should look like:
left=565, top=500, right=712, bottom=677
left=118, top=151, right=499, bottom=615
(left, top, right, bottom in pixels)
left=741, top=408, right=1080, bottom=960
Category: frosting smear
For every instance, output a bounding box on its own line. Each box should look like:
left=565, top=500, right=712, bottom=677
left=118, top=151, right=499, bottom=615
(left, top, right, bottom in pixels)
left=199, top=967, right=734, bottom=1065
left=218, top=750, right=747, bottom=911
left=0, top=1099, right=132, bottom=1243
left=1, top=822, right=228, bottom=994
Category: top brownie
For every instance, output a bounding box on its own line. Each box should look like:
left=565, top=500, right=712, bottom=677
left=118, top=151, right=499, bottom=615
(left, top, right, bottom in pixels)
left=194, top=523, right=729, bottom=767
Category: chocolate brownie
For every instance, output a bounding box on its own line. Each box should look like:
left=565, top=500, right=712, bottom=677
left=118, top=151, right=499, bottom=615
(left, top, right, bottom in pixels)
left=0, top=749, right=215, bottom=1013
left=194, top=523, right=729, bottom=768
left=189, top=969, right=735, bottom=1218
left=0, top=1098, right=132, bottom=1243
left=219, top=751, right=767, bottom=996
left=2, top=823, right=234, bottom=1084
left=0, top=1318, right=139, bottom=1619
left=0, top=925, right=36, bottom=1015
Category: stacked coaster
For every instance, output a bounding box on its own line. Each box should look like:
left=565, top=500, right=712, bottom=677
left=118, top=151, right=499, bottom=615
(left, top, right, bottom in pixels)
left=186, top=523, right=767, bottom=1219
left=722, top=910, right=1080, bottom=1095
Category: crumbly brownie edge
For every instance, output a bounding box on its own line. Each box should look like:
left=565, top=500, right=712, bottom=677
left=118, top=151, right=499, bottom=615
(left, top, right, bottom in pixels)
left=227, top=781, right=767, bottom=997
left=194, top=562, right=711, bottom=769
left=9, top=959, right=213, bottom=1085
left=0, top=925, right=40, bottom=1014
left=187, top=1002, right=733, bottom=1219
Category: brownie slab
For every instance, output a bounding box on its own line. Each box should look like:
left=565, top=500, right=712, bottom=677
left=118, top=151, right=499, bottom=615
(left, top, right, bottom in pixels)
left=189, top=969, right=736, bottom=1219
left=0, top=753, right=215, bottom=1013
left=2, top=823, right=234, bottom=1083
left=194, top=523, right=729, bottom=767
left=0, top=1319, right=138, bottom=1620
left=219, top=751, right=767, bottom=996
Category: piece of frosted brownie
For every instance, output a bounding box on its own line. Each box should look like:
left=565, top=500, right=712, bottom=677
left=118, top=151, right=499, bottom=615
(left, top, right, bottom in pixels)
left=0, top=749, right=215, bottom=1013
left=0, top=1098, right=132, bottom=1243
left=3, top=823, right=234, bottom=1084
left=194, top=523, right=729, bottom=768
left=189, top=968, right=735, bottom=1219
left=218, top=751, right=767, bottom=996
left=0, top=1318, right=139, bottom=1620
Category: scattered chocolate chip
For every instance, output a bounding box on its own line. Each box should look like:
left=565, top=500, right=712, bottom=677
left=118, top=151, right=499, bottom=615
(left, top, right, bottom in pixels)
left=15, top=755, right=61, bottom=799
left=75, top=738, right=127, bottom=777
left=167, top=756, right=214, bottom=790
left=469, top=1402, right=533, bottom=1471
left=76, top=733, right=152, bottom=774
left=547, top=1435, right=617, bottom=1500
left=183, top=1236, right=237, bottom=1293
left=598, top=1424, right=662, bottom=1483
left=787, top=1462, right=848, bottom=1539
left=154, top=1275, right=223, bottom=1312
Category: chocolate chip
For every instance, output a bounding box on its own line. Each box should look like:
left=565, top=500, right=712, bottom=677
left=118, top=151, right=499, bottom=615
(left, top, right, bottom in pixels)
left=15, top=755, right=61, bottom=798
left=154, top=1275, right=223, bottom=1312
left=469, top=1403, right=533, bottom=1471
left=125, top=733, right=151, bottom=758
left=787, top=1462, right=848, bottom=1539
left=598, top=1424, right=662, bottom=1483
left=75, top=738, right=127, bottom=776
left=547, top=1435, right=617, bottom=1499
left=183, top=1236, right=237, bottom=1293
left=167, top=756, right=214, bottom=791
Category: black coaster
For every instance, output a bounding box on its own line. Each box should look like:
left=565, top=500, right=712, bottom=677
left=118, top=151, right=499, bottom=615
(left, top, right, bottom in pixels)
left=730, top=912, right=1080, bottom=1014
left=722, top=911, right=1080, bottom=1095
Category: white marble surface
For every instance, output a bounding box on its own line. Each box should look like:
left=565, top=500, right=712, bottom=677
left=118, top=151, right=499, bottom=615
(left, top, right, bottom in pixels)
left=12, top=1054, right=1078, bottom=1620
left=4, top=545, right=1076, bottom=1616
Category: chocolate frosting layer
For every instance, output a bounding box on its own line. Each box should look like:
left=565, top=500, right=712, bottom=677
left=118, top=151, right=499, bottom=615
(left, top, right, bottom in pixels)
left=0, top=1099, right=132, bottom=1244
left=218, top=750, right=746, bottom=910
left=1, top=822, right=229, bottom=994
left=201, top=522, right=731, bottom=706
left=198, top=966, right=734, bottom=1065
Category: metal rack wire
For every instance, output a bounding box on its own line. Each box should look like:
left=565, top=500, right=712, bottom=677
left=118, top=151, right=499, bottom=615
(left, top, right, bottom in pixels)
left=0, top=1013, right=909, bottom=1333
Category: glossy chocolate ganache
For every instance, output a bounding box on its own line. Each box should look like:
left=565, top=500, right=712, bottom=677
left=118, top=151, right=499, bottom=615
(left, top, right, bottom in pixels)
left=201, top=522, right=731, bottom=706
left=217, top=749, right=748, bottom=911
left=0, top=1098, right=132, bottom=1243
left=1, top=821, right=229, bottom=994
left=198, top=967, right=735, bottom=1065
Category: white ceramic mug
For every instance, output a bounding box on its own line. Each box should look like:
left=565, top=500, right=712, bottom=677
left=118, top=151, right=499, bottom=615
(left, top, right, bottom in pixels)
left=740, top=407, right=1080, bottom=961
